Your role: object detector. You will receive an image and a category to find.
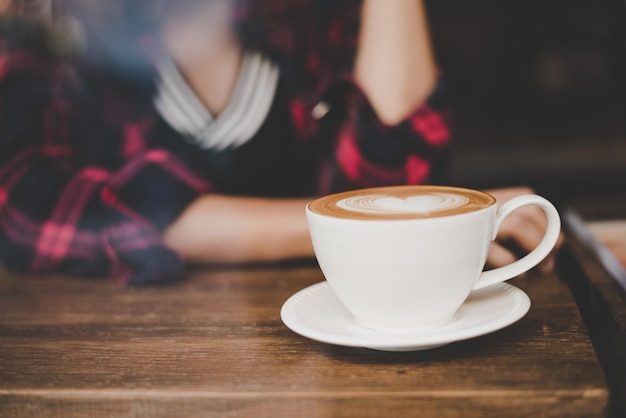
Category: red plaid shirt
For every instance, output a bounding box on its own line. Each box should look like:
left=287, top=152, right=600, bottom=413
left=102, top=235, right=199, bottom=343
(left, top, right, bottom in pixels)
left=0, top=2, right=450, bottom=285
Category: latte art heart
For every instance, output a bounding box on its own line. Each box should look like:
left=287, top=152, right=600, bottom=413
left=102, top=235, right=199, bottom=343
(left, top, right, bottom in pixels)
left=336, top=193, right=470, bottom=215
left=308, top=186, right=496, bottom=220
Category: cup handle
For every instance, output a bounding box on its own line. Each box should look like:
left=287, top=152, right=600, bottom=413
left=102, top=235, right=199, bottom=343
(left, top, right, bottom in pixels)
left=473, top=194, right=561, bottom=290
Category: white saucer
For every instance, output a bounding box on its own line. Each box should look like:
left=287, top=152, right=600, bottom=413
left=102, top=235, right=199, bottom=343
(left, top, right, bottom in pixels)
left=280, top=281, right=530, bottom=351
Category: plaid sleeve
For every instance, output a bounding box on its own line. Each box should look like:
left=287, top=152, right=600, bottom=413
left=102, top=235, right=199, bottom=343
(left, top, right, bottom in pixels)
left=318, top=76, right=451, bottom=193
left=0, top=147, right=210, bottom=286
left=0, top=22, right=210, bottom=285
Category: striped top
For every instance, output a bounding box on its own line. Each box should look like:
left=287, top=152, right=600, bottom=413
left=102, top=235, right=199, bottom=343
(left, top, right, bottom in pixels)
left=154, top=51, right=279, bottom=151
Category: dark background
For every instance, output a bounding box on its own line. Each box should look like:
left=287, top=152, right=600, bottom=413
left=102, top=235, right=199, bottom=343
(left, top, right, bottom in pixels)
left=427, top=0, right=626, bottom=203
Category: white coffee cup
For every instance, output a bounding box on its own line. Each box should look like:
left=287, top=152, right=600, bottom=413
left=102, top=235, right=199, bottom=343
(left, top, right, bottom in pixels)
left=306, top=185, right=561, bottom=332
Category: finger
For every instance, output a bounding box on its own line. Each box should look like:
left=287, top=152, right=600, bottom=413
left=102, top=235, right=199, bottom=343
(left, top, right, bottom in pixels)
left=497, top=211, right=562, bottom=273
left=539, top=255, right=555, bottom=272
left=486, top=242, right=518, bottom=270
left=507, top=205, right=548, bottom=234
left=554, top=230, right=565, bottom=250
left=489, top=238, right=557, bottom=274
left=497, top=212, right=547, bottom=255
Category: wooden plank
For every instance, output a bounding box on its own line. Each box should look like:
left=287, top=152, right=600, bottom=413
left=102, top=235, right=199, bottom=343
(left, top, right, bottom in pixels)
left=0, top=264, right=609, bottom=417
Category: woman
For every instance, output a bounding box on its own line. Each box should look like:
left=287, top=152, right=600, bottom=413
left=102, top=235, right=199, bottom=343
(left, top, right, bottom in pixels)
left=0, top=0, right=555, bottom=284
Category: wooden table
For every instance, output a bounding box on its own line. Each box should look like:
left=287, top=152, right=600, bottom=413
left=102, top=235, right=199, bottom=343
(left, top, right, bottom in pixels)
left=0, top=253, right=610, bottom=417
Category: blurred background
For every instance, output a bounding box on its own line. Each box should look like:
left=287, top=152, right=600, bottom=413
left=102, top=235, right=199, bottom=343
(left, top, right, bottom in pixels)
left=427, top=0, right=626, bottom=202
left=5, top=0, right=626, bottom=203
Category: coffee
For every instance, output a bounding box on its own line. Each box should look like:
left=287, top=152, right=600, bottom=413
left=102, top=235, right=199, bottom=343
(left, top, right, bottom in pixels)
left=308, top=185, right=496, bottom=220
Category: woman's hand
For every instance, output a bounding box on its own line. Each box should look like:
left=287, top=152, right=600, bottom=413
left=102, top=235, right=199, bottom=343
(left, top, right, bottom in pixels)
left=485, top=186, right=564, bottom=273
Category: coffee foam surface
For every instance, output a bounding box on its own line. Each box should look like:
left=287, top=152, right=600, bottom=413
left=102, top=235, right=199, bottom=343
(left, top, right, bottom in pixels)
left=308, top=186, right=496, bottom=220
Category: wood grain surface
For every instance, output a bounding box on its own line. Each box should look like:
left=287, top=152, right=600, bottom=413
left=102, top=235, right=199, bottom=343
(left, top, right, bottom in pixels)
left=0, top=260, right=609, bottom=417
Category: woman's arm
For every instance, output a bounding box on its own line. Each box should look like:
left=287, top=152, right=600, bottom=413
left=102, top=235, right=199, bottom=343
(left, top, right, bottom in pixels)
left=162, top=194, right=314, bottom=264
left=354, top=0, right=437, bottom=126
